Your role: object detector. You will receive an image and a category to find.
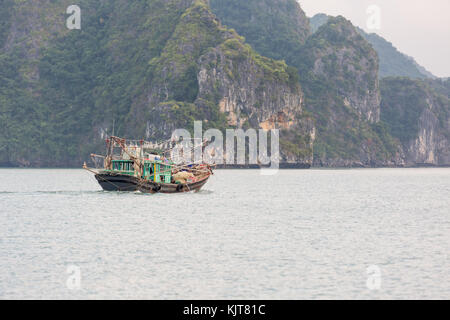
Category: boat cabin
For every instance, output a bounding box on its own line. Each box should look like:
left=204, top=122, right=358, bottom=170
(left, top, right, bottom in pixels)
left=107, top=159, right=172, bottom=183
left=143, top=160, right=172, bottom=183
left=110, top=160, right=134, bottom=175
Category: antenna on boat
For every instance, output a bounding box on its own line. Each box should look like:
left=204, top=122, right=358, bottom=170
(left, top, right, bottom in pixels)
left=112, top=118, right=115, bottom=137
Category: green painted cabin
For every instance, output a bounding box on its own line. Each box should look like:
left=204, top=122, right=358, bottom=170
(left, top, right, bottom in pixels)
left=108, top=159, right=172, bottom=183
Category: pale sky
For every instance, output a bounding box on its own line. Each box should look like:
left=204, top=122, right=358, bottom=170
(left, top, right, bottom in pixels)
left=299, top=0, right=450, bottom=78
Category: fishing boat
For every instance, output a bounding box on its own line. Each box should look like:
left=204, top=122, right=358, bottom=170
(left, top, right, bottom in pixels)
left=84, top=136, right=214, bottom=193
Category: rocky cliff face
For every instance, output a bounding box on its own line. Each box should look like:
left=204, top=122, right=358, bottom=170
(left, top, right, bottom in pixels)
left=309, top=13, right=436, bottom=80
left=294, top=16, right=402, bottom=167
left=302, top=17, right=381, bottom=123
left=209, top=6, right=401, bottom=167
left=131, top=0, right=315, bottom=164
left=196, top=38, right=315, bottom=164
left=0, top=0, right=448, bottom=167
left=406, top=109, right=449, bottom=165
left=381, top=78, right=450, bottom=166
left=197, top=40, right=303, bottom=130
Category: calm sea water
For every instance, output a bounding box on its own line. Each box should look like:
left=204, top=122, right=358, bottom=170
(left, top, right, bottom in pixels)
left=0, top=168, right=449, bottom=299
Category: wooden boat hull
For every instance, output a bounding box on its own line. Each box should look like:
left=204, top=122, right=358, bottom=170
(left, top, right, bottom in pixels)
left=137, top=175, right=211, bottom=194
left=95, top=173, right=139, bottom=192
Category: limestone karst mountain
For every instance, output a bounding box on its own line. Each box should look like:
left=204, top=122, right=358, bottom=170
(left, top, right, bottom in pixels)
left=0, top=0, right=448, bottom=167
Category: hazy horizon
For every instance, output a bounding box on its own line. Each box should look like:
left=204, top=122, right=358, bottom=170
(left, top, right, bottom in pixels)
left=299, top=0, right=450, bottom=78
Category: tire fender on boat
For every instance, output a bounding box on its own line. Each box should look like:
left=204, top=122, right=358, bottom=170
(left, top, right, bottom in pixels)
left=176, top=184, right=185, bottom=192
left=153, top=184, right=162, bottom=192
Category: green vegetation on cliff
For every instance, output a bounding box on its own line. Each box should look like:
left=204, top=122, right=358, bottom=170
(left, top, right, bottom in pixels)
left=310, top=13, right=436, bottom=79
left=0, top=0, right=448, bottom=167
left=1, top=0, right=304, bottom=166
left=296, top=17, right=399, bottom=165
left=381, top=77, right=450, bottom=143
left=380, top=77, right=449, bottom=165
left=209, top=5, right=402, bottom=165
left=0, top=0, right=13, bottom=48
left=210, top=0, right=310, bottom=64
left=1, top=0, right=196, bottom=165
